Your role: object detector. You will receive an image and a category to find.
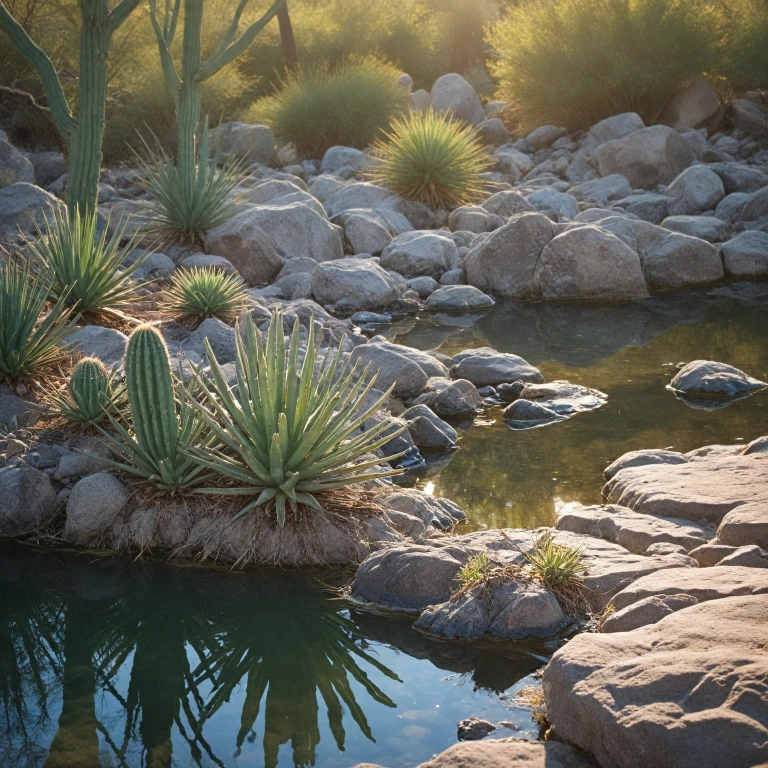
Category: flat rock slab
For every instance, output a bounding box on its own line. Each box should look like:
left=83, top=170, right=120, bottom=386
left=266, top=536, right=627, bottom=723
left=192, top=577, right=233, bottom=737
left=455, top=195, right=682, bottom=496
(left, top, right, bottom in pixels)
left=543, top=595, right=768, bottom=768
left=555, top=502, right=711, bottom=554
left=609, top=565, right=768, bottom=611
left=718, top=501, right=768, bottom=549
left=602, top=453, right=768, bottom=524
left=411, top=739, right=595, bottom=768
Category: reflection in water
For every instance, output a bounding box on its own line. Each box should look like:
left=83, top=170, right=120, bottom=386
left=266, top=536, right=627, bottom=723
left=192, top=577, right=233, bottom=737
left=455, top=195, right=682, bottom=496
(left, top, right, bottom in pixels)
left=0, top=546, right=544, bottom=768
left=394, top=288, right=768, bottom=529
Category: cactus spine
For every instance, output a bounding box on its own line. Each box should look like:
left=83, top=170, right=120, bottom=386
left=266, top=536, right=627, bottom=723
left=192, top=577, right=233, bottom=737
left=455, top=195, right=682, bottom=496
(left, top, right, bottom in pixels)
left=125, top=324, right=178, bottom=481
left=0, top=0, right=141, bottom=216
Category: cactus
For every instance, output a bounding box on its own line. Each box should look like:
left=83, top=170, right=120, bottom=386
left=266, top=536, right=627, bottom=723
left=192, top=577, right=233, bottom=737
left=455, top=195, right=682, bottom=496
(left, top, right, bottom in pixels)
left=0, top=0, right=141, bottom=215
left=51, top=357, right=126, bottom=427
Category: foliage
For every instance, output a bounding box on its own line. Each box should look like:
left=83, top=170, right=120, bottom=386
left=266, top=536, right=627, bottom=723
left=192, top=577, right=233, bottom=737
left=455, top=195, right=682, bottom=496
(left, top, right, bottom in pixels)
left=368, top=108, right=492, bottom=209
left=0, top=260, right=76, bottom=379
left=136, top=124, right=243, bottom=243
left=487, top=0, right=723, bottom=131
left=248, top=57, right=408, bottom=159
left=162, top=265, right=250, bottom=327
left=49, top=356, right=126, bottom=427
left=524, top=531, right=587, bottom=589
left=184, top=311, right=404, bottom=528
left=718, top=0, right=768, bottom=92
left=456, top=552, right=492, bottom=589
left=24, top=206, right=147, bottom=314
left=95, top=324, right=211, bottom=491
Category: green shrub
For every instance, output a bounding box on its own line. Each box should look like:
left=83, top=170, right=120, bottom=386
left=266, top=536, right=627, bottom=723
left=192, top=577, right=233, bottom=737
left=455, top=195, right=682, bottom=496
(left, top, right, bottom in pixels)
left=456, top=553, right=492, bottom=589
left=49, top=356, right=126, bottom=428
left=719, top=0, right=768, bottom=92
left=248, top=57, right=408, bottom=159
left=24, top=207, right=147, bottom=315
left=136, top=124, right=243, bottom=243
left=95, top=324, right=211, bottom=491
left=368, top=109, right=492, bottom=209
left=524, top=531, right=587, bottom=589
left=162, top=266, right=250, bottom=327
left=184, top=311, right=404, bottom=528
left=488, top=0, right=723, bottom=131
left=0, top=261, right=76, bottom=379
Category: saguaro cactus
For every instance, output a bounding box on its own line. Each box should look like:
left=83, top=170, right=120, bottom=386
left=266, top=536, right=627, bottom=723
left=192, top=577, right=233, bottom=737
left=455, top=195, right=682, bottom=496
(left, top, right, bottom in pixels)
left=148, top=0, right=284, bottom=190
left=0, top=0, right=140, bottom=215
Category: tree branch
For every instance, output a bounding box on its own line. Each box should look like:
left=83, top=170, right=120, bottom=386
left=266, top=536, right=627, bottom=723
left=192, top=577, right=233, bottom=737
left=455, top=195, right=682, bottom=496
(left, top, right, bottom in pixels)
left=148, top=0, right=182, bottom=107
left=107, top=0, right=141, bottom=35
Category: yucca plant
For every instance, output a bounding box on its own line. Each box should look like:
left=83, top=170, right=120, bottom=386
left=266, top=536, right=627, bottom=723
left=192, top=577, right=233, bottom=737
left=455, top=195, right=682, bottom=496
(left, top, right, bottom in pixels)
left=136, top=123, right=244, bottom=244
left=94, top=324, right=212, bottom=491
left=0, top=261, right=76, bottom=379
left=24, top=206, right=149, bottom=315
left=162, top=266, right=250, bottom=327
left=368, top=108, right=492, bottom=209
left=525, top=531, right=587, bottom=589
left=49, top=357, right=126, bottom=427
left=184, top=310, right=405, bottom=528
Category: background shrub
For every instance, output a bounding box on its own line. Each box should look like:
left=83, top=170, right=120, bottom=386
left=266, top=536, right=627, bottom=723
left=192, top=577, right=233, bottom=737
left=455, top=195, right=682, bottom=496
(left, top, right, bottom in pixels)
left=718, top=0, right=768, bottom=92
left=248, top=57, right=408, bottom=159
left=487, top=0, right=723, bottom=131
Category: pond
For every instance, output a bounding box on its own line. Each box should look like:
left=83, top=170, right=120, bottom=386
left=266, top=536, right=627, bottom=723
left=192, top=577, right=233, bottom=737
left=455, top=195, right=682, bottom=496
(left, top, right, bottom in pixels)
left=1, top=282, right=767, bottom=768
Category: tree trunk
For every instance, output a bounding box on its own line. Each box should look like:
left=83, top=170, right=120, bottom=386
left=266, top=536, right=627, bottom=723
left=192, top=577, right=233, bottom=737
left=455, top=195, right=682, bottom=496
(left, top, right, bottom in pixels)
left=277, top=0, right=298, bottom=73
left=177, top=0, right=204, bottom=192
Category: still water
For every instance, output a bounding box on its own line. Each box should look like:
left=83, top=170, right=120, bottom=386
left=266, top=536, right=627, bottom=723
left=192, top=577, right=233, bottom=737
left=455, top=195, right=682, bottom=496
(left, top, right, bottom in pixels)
left=1, top=283, right=767, bottom=768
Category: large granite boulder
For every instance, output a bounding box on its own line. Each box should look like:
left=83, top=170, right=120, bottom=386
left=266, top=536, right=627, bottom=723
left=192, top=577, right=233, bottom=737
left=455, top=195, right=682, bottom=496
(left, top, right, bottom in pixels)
left=657, top=74, right=721, bottom=129
left=665, top=165, right=725, bottom=216
left=429, top=73, right=484, bottom=124
left=209, top=121, right=276, bottom=165
left=0, top=139, right=34, bottom=188
left=65, top=326, right=129, bottom=369
left=717, top=502, right=768, bottom=550
left=0, top=466, right=58, bottom=535
left=380, top=231, right=459, bottom=280
left=0, top=182, right=64, bottom=243
left=65, top=473, right=130, bottom=545
left=720, top=230, right=768, bottom=277
left=543, top=596, right=768, bottom=768
left=582, top=112, right=645, bottom=152
left=311, top=257, right=397, bottom=313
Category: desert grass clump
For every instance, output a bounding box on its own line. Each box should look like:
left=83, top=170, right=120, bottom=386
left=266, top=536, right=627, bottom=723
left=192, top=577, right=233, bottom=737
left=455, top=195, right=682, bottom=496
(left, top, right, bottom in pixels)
left=249, top=57, right=408, bottom=159
left=24, top=206, right=147, bottom=315
left=488, top=0, right=722, bottom=131
left=456, top=552, right=493, bottom=590
left=49, top=357, right=126, bottom=428
left=184, top=310, right=405, bottom=528
left=162, top=266, right=250, bottom=328
left=368, top=109, right=492, bottom=209
left=524, top=531, right=587, bottom=589
left=0, top=261, right=76, bottom=380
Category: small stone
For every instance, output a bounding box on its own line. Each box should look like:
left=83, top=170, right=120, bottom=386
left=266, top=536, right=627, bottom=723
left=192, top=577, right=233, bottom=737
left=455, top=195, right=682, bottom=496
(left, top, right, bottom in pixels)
left=457, top=717, right=496, bottom=741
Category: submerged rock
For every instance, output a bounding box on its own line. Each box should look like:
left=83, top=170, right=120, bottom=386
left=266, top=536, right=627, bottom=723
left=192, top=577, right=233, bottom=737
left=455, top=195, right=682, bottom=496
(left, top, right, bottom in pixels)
left=503, top=381, right=607, bottom=427
left=668, top=359, right=766, bottom=398
left=449, top=347, right=544, bottom=387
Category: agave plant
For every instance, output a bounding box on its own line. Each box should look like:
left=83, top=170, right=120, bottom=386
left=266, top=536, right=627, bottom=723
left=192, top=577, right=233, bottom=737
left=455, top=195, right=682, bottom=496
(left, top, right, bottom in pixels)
left=0, top=261, right=76, bottom=379
left=24, top=206, right=149, bottom=315
left=162, top=266, right=250, bottom=327
left=94, top=324, right=211, bottom=491
left=136, top=122, right=243, bottom=244
left=525, top=531, right=587, bottom=588
left=184, top=311, right=404, bottom=527
left=368, top=108, right=492, bottom=209
left=49, top=357, right=126, bottom=428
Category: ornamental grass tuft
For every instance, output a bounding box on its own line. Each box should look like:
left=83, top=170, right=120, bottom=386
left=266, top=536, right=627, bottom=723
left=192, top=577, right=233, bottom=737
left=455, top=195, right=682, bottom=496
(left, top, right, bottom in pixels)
left=368, top=108, right=492, bottom=209
left=162, top=266, right=250, bottom=328
left=525, top=531, right=587, bottom=589
left=183, top=310, right=405, bottom=528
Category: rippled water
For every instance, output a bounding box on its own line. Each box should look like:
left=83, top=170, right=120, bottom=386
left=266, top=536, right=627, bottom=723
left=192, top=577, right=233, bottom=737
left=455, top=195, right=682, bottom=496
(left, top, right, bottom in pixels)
left=2, top=283, right=767, bottom=767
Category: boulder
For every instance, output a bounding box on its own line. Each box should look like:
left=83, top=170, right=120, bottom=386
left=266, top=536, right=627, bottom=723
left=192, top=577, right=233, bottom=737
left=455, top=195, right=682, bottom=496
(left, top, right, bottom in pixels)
left=0, top=394, right=43, bottom=429
left=569, top=174, right=632, bottom=206
left=717, top=502, right=768, bottom=550
left=688, top=542, right=740, bottom=567
left=403, top=404, right=458, bottom=449
left=658, top=74, right=720, bottom=128
left=179, top=252, right=237, bottom=275
left=239, top=178, right=305, bottom=205
left=425, top=285, right=494, bottom=311
left=708, top=163, right=768, bottom=194
left=320, top=146, right=370, bottom=174
left=600, top=593, right=699, bottom=632
left=29, top=151, right=67, bottom=188
left=604, top=449, right=688, bottom=480
left=717, top=545, right=768, bottom=568
left=448, top=205, right=503, bottom=234
left=323, top=182, right=397, bottom=218
left=311, top=258, right=397, bottom=313
left=429, top=73, right=484, bottom=124
left=502, top=399, right=561, bottom=422
left=543, top=596, right=768, bottom=768
left=56, top=436, right=112, bottom=480
left=593, top=125, right=694, bottom=188
left=350, top=342, right=428, bottom=397
left=669, top=359, right=766, bottom=397
left=476, top=117, right=509, bottom=146
left=449, top=347, right=544, bottom=387
left=180, top=317, right=237, bottom=364
left=465, top=212, right=556, bottom=296
left=737, top=186, right=768, bottom=229
left=661, top=215, right=728, bottom=243
left=665, top=165, right=725, bottom=216
left=509, top=380, right=607, bottom=422
left=406, top=276, right=440, bottom=298
left=526, top=188, right=579, bottom=221
left=273, top=271, right=312, bottom=300
left=637, top=228, right=724, bottom=289
left=0, top=466, right=58, bottom=535
left=0, top=182, right=64, bottom=243
left=380, top=231, right=459, bottom=280
left=412, top=739, right=595, bottom=768
left=526, top=125, right=567, bottom=150
left=379, top=489, right=466, bottom=531
left=481, top=189, right=536, bottom=218
left=412, top=378, right=483, bottom=417
left=209, top=121, right=276, bottom=165
left=342, top=211, right=392, bottom=255
left=414, top=577, right=568, bottom=640
left=603, top=452, right=768, bottom=524
left=65, top=473, right=130, bottom=545
left=65, top=326, right=128, bottom=369
left=534, top=226, right=649, bottom=301
left=720, top=230, right=768, bottom=277
left=582, top=112, right=645, bottom=151
left=729, top=98, right=767, bottom=136
left=0, top=139, right=34, bottom=188
left=203, top=211, right=285, bottom=284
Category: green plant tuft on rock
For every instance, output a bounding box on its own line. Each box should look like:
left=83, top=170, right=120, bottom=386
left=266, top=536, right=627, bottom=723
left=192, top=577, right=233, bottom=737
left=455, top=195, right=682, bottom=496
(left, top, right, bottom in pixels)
left=368, top=108, right=492, bottom=209
left=24, top=206, right=148, bottom=315
left=95, top=324, right=211, bottom=491
left=49, top=356, right=126, bottom=427
left=250, top=57, right=408, bottom=158
left=0, top=261, right=76, bottom=380
left=162, top=265, right=251, bottom=327
left=184, top=310, right=405, bottom=528
left=525, top=531, right=587, bottom=589
left=456, top=552, right=493, bottom=590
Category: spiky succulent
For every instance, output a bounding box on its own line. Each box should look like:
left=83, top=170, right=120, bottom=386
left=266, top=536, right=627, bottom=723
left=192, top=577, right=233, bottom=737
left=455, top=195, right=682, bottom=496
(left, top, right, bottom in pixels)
left=183, top=310, right=404, bottom=527
left=162, top=266, right=250, bottom=327
left=0, top=261, right=76, bottom=379
left=368, top=108, right=492, bottom=209
left=49, top=356, right=126, bottom=427
left=525, top=531, right=587, bottom=588
left=24, top=205, right=149, bottom=314
left=94, top=324, right=211, bottom=491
